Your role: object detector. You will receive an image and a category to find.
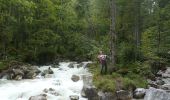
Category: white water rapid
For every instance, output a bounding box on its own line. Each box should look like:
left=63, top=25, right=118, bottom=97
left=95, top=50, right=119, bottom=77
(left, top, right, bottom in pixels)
left=0, top=62, right=91, bottom=100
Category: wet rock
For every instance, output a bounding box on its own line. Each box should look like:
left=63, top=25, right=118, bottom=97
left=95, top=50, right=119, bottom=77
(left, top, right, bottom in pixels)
left=44, top=74, right=53, bottom=78
left=147, top=80, right=159, bottom=88
left=70, top=95, right=79, bottom=100
left=25, top=71, right=37, bottom=79
left=81, top=74, right=98, bottom=100
left=14, top=75, right=22, bottom=80
left=81, top=86, right=98, bottom=100
left=77, top=63, right=84, bottom=68
left=161, top=84, right=170, bottom=90
left=68, top=62, right=76, bottom=68
left=116, top=90, right=132, bottom=100
left=43, top=88, right=48, bottom=93
left=98, top=91, right=116, bottom=100
left=43, top=88, right=60, bottom=96
left=162, top=74, right=170, bottom=78
left=49, top=88, right=55, bottom=91
left=134, top=88, right=146, bottom=99
left=157, top=70, right=164, bottom=77
left=41, top=67, right=54, bottom=77
left=12, top=69, right=24, bottom=76
left=29, top=94, right=47, bottom=100
left=162, top=68, right=170, bottom=78
left=144, top=87, right=170, bottom=100
left=155, top=79, right=165, bottom=85
left=0, top=61, right=41, bottom=80
left=71, top=75, right=80, bottom=82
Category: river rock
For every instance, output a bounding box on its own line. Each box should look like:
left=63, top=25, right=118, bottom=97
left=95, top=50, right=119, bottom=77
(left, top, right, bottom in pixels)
left=147, top=80, right=159, bottom=88
left=144, top=87, right=170, bottom=100
left=41, top=67, right=54, bottom=76
left=14, top=75, right=23, bottom=80
left=134, top=88, right=146, bottom=99
left=81, top=86, right=98, bottom=100
left=68, top=62, right=76, bottom=68
left=70, top=95, right=79, bottom=100
left=77, top=63, right=84, bottom=68
left=43, top=88, right=60, bottom=96
left=161, top=84, right=170, bottom=90
left=0, top=61, right=41, bottom=80
left=162, top=67, right=170, bottom=78
left=116, top=90, right=132, bottom=100
left=98, top=91, right=116, bottom=100
left=25, top=71, right=37, bottom=79
left=155, top=79, right=165, bottom=85
left=71, top=75, right=80, bottom=82
left=81, top=74, right=98, bottom=100
left=29, top=94, right=47, bottom=100
left=12, top=69, right=24, bottom=76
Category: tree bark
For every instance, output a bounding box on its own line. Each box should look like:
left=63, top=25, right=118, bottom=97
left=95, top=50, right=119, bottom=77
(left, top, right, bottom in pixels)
left=109, top=0, right=116, bottom=69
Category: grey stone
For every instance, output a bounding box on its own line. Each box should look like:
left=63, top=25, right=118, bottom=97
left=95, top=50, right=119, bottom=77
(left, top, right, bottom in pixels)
left=144, top=87, right=170, bottom=100
left=116, top=90, right=132, bottom=100
left=71, top=75, right=80, bottom=82
left=70, top=95, right=79, bottom=100
left=29, top=94, right=47, bottom=100
left=134, top=88, right=146, bottom=99
left=161, top=84, right=170, bottom=90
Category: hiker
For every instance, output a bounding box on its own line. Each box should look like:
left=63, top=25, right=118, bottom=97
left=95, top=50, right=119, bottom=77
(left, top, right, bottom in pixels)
left=97, top=51, right=107, bottom=74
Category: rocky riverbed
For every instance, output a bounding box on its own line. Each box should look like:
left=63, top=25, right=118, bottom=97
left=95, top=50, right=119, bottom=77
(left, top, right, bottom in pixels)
left=0, top=62, right=92, bottom=100
left=0, top=61, right=170, bottom=100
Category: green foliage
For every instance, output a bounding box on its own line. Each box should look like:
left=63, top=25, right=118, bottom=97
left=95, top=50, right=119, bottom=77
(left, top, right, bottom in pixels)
left=123, top=73, right=148, bottom=89
left=0, top=62, right=6, bottom=71
left=90, top=63, right=148, bottom=92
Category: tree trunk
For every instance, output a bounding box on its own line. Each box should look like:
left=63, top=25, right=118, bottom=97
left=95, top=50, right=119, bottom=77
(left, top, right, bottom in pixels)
left=134, top=0, right=141, bottom=61
left=109, top=0, right=116, bottom=69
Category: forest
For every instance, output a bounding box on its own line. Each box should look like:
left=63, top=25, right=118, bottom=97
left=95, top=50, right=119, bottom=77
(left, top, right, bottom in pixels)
left=0, top=0, right=170, bottom=99
left=0, top=0, right=170, bottom=65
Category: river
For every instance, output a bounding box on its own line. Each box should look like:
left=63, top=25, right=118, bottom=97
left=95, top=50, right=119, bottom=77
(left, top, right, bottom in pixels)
left=0, top=62, right=91, bottom=100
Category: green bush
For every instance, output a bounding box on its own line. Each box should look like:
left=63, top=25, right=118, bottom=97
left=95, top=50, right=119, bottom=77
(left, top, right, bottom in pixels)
left=94, top=76, right=116, bottom=92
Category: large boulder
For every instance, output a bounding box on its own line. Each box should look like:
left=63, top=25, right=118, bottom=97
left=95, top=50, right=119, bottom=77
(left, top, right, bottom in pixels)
left=81, top=74, right=98, bottom=100
left=71, top=75, right=80, bottom=82
left=81, top=86, right=98, bottom=100
left=144, top=87, right=170, bottom=100
left=29, top=94, right=47, bottom=100
left=0, top=61, right=41, bottom=80
left=70, top=95, right=79, bottom=100
left=134, top=88, right=146, bottom=99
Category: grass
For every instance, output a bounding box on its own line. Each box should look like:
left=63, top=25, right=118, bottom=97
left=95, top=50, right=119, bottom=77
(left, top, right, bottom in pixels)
left=88, top=62, right=148, bottom=93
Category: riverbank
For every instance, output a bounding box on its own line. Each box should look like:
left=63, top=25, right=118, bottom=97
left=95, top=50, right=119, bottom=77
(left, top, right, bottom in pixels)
left=87, top=62, right=170, bottom=100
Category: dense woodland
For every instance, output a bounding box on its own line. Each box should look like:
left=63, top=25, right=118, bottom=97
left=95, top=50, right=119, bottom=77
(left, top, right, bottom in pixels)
left=0, top=0, right=170, bottom=69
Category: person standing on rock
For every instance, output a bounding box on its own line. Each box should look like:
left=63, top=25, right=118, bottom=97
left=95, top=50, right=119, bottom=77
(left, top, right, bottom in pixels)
left=97, top=51, right=108, bottom=74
